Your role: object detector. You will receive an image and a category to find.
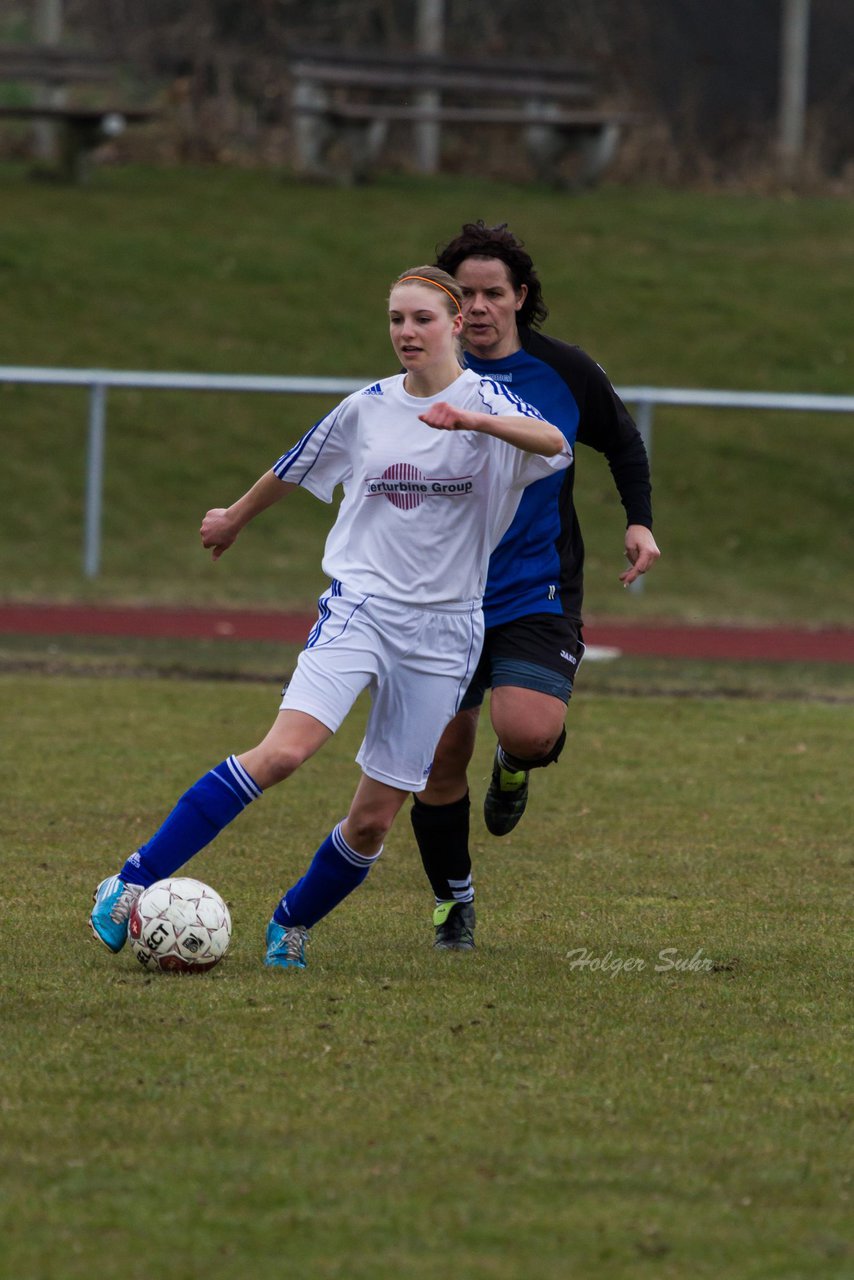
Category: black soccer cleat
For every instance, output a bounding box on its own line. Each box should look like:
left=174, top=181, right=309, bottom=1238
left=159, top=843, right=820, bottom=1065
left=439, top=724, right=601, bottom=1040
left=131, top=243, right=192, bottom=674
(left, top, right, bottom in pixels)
left=432, top=901, right=476, bottom=950
left=483, top=748, right=529, bottom=836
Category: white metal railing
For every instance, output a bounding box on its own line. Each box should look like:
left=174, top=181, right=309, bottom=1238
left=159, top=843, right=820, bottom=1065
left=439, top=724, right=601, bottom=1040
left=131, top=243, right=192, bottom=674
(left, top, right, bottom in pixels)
left=2, top=364, right=853, bottom=580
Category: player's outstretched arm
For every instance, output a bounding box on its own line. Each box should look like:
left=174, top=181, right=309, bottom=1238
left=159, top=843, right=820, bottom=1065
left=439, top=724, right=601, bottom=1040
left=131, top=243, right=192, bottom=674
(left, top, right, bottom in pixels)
left=200, top=470, right=296, bottom=560
left=419, top=402, right=567, bottom=457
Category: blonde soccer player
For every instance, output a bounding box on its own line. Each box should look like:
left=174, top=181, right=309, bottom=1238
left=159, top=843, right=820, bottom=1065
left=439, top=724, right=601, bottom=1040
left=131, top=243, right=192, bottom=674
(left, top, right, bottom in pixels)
left=89, top=265, right=570, bottom=969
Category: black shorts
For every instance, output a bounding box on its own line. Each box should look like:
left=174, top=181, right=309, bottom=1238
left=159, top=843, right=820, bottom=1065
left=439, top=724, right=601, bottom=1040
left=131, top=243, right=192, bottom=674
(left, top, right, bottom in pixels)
left=460, top=612, right=586, bottom=711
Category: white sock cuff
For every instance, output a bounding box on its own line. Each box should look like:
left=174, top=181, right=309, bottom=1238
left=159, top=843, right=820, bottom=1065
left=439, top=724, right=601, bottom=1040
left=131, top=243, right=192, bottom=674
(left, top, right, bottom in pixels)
left=448, top=876, right=474, bottom=904
left=211, top=755, right=263, bottom=805
left=332, top=821, right=383, bottom=868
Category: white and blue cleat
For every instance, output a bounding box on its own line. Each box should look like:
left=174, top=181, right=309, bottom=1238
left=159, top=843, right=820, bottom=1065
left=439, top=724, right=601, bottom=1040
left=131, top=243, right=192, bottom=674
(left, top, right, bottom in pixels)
left=264, top=918, right=309, bottom=969
left=89, top=875, right=143, bottom=952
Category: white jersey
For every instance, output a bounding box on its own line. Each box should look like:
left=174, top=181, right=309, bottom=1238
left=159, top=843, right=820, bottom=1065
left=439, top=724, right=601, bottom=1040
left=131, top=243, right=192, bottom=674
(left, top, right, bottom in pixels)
left=273, top=369, right=571, bottom=608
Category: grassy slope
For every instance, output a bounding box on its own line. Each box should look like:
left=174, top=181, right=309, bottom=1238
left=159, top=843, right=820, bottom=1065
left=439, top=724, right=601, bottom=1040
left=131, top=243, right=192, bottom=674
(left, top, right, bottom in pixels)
left=1, top=673, right=852, bottom=1279
left=0, top=164, right=852, bottom=623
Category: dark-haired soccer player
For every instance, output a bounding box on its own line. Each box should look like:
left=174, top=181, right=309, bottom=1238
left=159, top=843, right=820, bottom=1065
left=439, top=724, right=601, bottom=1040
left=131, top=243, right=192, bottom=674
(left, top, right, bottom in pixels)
left=411, top=222, right=660, bottom=950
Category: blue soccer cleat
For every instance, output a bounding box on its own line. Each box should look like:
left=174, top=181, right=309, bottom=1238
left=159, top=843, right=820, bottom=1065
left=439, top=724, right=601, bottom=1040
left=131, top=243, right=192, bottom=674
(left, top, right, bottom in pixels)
left=89, top=875, right=143, bottom=953
left=264, top=918, right=309, bottom=969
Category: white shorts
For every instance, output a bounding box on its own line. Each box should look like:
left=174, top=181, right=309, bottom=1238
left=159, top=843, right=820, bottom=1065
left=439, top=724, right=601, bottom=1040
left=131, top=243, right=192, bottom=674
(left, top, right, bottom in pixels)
left=280, top=581, right=484, bottom=792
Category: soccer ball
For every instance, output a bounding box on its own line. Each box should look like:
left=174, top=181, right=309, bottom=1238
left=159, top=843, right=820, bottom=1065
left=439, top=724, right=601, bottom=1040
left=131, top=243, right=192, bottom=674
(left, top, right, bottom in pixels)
left=128, top=877, right=232, bottom=973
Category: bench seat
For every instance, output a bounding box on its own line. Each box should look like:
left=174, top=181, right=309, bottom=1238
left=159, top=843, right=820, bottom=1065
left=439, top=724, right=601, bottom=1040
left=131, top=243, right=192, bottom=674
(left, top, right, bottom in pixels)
left=287, top=45, right=630, bottom=187
left=0, top=104, right=156, bottom=181
left=0, top=43, right=156, bottom=181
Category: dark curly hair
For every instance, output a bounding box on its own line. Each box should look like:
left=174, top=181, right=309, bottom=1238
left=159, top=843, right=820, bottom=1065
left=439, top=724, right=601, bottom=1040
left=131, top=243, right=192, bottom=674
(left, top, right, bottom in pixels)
left=434, top=221, right=548, bottom=330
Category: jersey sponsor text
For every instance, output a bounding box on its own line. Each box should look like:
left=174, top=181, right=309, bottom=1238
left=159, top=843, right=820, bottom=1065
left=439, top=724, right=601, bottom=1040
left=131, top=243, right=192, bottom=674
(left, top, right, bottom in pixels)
left=366, top=462, right=474, bottom=508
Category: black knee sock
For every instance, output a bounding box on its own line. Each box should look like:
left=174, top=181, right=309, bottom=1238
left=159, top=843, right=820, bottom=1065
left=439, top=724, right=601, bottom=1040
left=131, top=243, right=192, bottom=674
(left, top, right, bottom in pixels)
left=410, top=792, right=473, bottom=904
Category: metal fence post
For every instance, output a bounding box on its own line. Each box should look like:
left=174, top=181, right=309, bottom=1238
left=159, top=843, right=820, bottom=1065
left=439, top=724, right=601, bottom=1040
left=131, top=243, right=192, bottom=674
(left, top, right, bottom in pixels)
left=83, top=382, right=106, bottom=578
left=634, top=397, right=654, bottom=460
left=628, top=398, right=654, bottom=593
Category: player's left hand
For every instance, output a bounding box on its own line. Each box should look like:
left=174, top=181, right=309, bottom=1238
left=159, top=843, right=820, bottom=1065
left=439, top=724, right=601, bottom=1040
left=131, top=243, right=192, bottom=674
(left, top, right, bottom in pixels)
left=419, top=401, right=476, bottom=432
left=620, top=524, right=661, bottom=586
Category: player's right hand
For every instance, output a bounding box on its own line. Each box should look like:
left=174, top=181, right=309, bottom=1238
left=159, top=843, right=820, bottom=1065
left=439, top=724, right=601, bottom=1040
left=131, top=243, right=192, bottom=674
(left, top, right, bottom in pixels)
left=419, top=401, right=477, bottom=432
left=200, top=508, right=237, bottom=560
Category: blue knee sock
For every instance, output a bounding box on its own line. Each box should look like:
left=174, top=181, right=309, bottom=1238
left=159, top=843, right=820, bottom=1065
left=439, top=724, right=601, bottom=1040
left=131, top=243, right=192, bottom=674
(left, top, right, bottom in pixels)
left=120, top=756, right=262, bottom=888
left=274, top=823, right=381, bottom=930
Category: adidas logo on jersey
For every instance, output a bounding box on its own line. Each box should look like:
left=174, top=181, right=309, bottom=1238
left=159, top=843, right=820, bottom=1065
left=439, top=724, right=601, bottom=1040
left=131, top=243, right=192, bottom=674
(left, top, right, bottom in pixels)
left=362, top=383, right=384, bottom=396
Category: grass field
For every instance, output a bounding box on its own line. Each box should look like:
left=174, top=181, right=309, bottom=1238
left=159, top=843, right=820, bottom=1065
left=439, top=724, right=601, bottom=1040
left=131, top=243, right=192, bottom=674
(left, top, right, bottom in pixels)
left=1, top=163, right=852, bottom=623
left=1, top=667, right=852, bottom=1280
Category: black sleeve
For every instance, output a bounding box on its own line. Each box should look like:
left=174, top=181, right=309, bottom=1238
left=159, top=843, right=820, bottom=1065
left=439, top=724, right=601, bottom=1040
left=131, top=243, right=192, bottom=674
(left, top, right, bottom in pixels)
left=524, top=330, right=653, bottom=530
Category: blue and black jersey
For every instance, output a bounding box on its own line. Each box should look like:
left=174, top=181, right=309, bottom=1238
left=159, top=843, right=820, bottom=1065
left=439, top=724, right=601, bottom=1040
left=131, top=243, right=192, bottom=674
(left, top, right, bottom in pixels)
left=465, top=328, right=652, bottom=629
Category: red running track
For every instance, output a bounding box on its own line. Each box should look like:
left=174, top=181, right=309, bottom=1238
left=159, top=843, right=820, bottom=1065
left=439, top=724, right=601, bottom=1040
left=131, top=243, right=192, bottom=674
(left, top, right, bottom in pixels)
left=1, top=601, right=852, bottom=663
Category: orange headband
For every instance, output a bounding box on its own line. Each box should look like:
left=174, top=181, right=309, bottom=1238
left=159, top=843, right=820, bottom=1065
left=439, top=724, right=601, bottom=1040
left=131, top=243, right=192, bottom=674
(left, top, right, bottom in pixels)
left=397, top=275, right=462, bottom=313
